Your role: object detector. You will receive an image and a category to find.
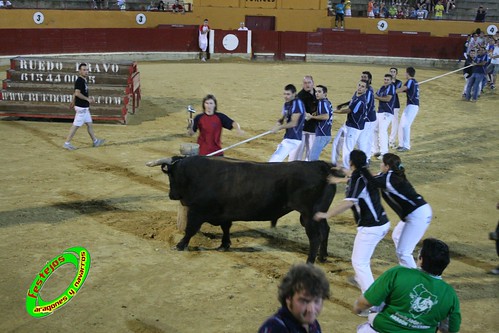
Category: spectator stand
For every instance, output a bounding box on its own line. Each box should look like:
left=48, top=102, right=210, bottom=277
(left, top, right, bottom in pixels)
left=0, top=57, right=140, bottom=124
left=333, top=0, right=498, bottom=22
left=7, top=0, right=192, bottom=11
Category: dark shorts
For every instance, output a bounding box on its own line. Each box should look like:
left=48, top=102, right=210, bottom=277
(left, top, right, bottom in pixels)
left=336, top=13, right=344, bottom=21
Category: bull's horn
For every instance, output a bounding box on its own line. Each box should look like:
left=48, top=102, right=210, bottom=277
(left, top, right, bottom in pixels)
left=145, top=157, right=172, bottom=167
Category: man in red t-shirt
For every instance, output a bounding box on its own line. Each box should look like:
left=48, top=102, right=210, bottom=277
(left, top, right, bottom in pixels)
left=172, top=0, right=184, bottom=13
left=188, top=94, right=243, bottom=156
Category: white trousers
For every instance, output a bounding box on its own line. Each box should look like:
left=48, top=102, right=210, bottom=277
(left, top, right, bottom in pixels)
left=331, top=125, right=346, bottom=165
left=373, top=113, right=393, bottom=156
left=357, top=319, right=379, bottom=333
left=389, top=107, right=400, bottom=147
left=352, top=222, right=391, bottom=293
left=342, top=126, right=362, bottom=169
left=358, top=121, right=375, bottom=159
left=398, top=104, right=419, bottom=150
left=292, top=131, right=316, bottom=161
left=269, top=139, right=301, bottom=162
left=392, top=204, right=432, bottom=268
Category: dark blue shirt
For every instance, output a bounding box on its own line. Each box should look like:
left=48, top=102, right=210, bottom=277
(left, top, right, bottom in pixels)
left=405, top=78, right=419, bottom=106
left=258, top=306, right=323, bottom=333
left=345, top=94, right=366, bottom=130
left=283, top=98, right=305, bottom=140
left=472, top=53, right=490, bottom=74
left=365, top=86, right=377, bottom=122
left=315, top=98, right=333, bottom=137
left=377, top=84, right=396, bottom=115
left=392, top=79, right=403, bottom=108
left=346, top=93, right=367, bottom=130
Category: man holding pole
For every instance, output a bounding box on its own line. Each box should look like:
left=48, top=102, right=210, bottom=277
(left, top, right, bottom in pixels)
left=465, top=46, right=490, bottom=102
left=396, top=67, right=419, bottom=153
left=269, top=84, right=306, bottom=162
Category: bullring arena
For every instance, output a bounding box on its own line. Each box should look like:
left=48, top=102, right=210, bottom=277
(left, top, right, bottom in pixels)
left=1, top=1, right=498, bottom=333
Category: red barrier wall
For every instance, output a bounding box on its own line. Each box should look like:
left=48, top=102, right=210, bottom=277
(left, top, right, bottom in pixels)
left=1, top=28, right=200, bottom=55
left=212, top=30, right=250, bottom=54
left=0, top=28, right=464, bottom=60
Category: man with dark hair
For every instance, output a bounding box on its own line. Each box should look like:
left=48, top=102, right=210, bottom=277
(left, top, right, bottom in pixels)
left=315, top=149, right=390, bottom=296
left=334, top=80, right=369, bottom=170
left=373, top=74, right=395, bottom=159
left=63, top=63, right=105, bottom=150
left=358, top=71, right=376, bottom=161
left=354, top=238, right=461, bottom=333
left=269, top=84, right=306, bottom=162
left=396, top=67, right=419, bottom=152
left=307, top=84, right=333, bottom=161
left=258, top=263, right=330, bottom=333
left=465, top=46, right=490, bottom=102
left=389, top=67, right=403, bottom=150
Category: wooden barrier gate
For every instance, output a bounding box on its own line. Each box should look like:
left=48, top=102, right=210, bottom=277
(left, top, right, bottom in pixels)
left=0, top=58, right=141, bottom=124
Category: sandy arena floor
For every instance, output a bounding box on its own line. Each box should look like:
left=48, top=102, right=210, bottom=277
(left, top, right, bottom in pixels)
left=1, top=61, right=498, bottom=332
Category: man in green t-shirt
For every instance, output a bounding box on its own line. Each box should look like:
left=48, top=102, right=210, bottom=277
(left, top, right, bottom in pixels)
left=434, top=1, right=445, bottom=20
left=353, top=238, right=461, bottom=333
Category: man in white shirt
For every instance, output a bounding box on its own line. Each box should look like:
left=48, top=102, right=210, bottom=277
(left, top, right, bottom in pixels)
left=238, top=22, right=248, bottom=31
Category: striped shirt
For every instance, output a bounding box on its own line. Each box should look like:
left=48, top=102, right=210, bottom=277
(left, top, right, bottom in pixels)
left=365, top=86, right=377, bottom=122
left=346, top=93, right=367, bottom=130
left=315, top=98, right=333, bottom=137
left=377, top=84, right=396, bottom=115
left=345, top=169, right=389, bottom=227
left=283, top=98, right=305, bottom=140
left=392, top=79, right=403, bottom=108
left=362, top=169, right=427, bottom=220
left=405, top=78, right=419, bottom=106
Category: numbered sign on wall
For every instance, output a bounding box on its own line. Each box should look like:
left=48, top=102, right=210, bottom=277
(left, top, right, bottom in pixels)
left=487, top=25, right=497, bottom=36
left=33, top=12, right=45, bottom=25
left=136, top=13, right=146, bottom=25
left=377, top=20, right=388, bottom=32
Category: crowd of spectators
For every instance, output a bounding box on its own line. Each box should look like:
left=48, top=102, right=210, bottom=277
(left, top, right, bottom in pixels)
left=0, top=0, right=13, bottom=8
left=89, top=0, right=189, bottom=12
left=367, top=0, right=458, bottom=20
left=328, top=1, right=493, bottom=22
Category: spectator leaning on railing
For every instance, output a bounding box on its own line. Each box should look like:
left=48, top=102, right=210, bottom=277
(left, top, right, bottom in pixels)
left=0, top=0, right=13, bottom=8
left=446, top=0, right=456, bottom=14
left=474, top=5, right=487, bottom=22
left=172, top=0, right=184, bottom=13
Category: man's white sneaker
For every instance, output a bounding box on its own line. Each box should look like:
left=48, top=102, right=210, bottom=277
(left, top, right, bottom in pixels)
left=93, top=139, right=105, bottom=147
left=63, top=142, right=77, bottom=150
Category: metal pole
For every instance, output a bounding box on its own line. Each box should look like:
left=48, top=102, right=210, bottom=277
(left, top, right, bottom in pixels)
left=207, top=131, right=273, bottom=156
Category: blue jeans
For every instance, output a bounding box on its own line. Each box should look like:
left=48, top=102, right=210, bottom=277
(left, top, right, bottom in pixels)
left=309, top=135, right=331, bottom=161
left=465, top=73, right=485, bottom=101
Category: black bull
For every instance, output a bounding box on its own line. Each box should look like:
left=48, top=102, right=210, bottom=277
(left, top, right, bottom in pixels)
left=157, top=155, right=339, bottom=263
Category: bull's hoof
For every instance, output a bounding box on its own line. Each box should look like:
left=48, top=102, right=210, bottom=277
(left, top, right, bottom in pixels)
left=175, top=243, right=188, bottom=251
left=217, top=245, right=231, bottom=252
left=318, top=256, right=329, bottom=263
